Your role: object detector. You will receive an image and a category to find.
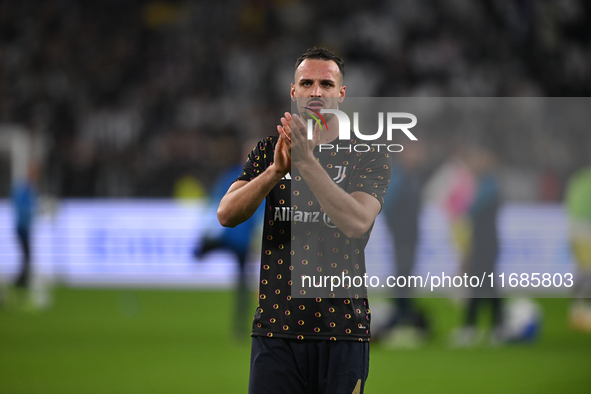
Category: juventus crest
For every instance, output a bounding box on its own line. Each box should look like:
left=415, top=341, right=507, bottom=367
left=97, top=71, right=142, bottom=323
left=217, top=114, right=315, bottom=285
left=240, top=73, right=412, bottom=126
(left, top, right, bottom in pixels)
left=333, top=166, right=346, bottom=184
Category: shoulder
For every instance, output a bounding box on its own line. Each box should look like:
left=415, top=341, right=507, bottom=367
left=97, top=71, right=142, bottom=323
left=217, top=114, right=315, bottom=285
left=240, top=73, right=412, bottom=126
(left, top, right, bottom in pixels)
left=256, top=136, right=278, bottom=149
left=246, top=136, right=279, bottom=161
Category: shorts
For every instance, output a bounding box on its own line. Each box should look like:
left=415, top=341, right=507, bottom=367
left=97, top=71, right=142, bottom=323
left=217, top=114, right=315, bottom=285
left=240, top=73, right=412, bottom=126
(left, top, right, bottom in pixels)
left=249, top=336, right=370, bottom=394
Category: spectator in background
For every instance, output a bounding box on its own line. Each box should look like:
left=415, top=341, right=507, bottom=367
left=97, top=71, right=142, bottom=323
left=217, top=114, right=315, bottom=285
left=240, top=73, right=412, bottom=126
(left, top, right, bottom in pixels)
left=2, top=1, right=591, bottom=198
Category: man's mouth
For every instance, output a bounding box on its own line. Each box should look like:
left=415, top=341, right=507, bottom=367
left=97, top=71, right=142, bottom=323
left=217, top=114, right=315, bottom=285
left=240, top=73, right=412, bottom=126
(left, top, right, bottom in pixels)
left=306, top=100, right=324, bottom=110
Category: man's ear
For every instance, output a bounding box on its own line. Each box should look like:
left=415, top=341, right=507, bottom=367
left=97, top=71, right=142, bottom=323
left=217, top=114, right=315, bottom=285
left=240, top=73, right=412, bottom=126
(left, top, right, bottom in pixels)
left=338, top=85, right=346, bottom=103
left=290, top=83, right=296, bottom=101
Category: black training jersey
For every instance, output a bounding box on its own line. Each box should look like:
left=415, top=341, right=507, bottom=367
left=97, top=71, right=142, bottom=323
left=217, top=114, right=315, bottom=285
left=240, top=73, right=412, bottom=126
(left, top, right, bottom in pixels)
left=237, top=136, right=391, bottom=341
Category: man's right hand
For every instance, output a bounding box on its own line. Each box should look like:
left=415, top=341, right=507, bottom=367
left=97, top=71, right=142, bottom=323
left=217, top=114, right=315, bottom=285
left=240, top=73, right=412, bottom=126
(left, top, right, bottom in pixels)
left=273, top=124, right=292, bottom=176
left=218, top=136, right=289, bottom=228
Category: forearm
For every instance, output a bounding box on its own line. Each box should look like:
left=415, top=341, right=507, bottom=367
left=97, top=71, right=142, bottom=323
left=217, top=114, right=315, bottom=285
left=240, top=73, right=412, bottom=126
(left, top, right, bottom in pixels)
left=296, top=158, right=376, bottom=238
left=217, top=165, right=284, bottom=227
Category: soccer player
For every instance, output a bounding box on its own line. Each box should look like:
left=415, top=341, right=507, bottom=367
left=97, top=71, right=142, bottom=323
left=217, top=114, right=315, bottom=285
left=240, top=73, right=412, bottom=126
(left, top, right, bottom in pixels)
left=194, top=139, right=264, bottom=340
left=217, top=47, right=391, bottom=393
left=451, top=146, right=504, bottom=346
left=380, top=145, right=431, bottom=346
left=12, top=164, right=38, bottom=290
left=565, top=163, right=591, bottom=333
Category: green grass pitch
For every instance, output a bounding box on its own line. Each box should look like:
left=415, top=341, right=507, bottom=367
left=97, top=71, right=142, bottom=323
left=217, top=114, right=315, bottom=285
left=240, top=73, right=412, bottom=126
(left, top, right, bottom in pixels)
left=1, top=288, right=590, bottom=393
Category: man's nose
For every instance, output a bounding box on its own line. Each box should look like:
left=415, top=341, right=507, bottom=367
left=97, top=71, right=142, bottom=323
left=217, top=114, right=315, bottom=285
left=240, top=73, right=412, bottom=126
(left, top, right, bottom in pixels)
left=311, top=82, right=322, bottom=97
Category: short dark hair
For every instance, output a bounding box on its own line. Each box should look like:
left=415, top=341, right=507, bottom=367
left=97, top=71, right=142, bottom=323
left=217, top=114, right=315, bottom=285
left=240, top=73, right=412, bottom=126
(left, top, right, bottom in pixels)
left=295, top=47, right=345, bottom=81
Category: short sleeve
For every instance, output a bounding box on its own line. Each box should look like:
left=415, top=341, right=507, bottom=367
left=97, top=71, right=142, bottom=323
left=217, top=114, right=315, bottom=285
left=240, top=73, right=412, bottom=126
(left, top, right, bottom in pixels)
left=348, top=149, right=392, bottom=208
left=236, top=137, right=276, bottom=182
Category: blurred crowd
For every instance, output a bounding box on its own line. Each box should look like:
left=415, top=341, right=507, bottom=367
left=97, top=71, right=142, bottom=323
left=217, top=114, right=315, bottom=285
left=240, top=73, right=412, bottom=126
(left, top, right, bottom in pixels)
left=0, top=0, right=590, bottom=198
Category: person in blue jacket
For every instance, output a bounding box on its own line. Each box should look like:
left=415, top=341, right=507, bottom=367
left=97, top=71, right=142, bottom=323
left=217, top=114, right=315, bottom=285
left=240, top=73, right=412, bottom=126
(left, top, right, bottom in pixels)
left=11, top=164, right=38, bottom=290
left=194, top=140, right=263, bottom=339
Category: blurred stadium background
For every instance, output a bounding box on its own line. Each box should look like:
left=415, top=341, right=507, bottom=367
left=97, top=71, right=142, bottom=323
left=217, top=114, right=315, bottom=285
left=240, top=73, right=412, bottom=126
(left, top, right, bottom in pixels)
left=1, top=0, right=591, bottom=393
